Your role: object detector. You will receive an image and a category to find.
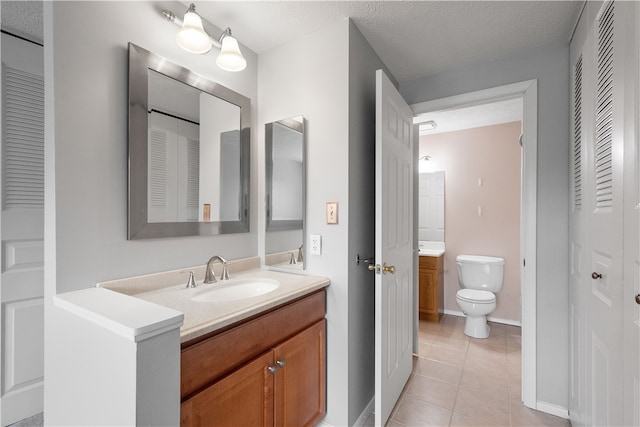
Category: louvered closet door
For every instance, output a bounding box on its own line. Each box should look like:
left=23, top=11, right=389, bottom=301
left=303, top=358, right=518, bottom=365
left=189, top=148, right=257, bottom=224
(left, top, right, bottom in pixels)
left=568, top=10, right=588, bottom=424
left=0, top=34, right=45, bottom=425
left=585, top=1, right=625, bottom=425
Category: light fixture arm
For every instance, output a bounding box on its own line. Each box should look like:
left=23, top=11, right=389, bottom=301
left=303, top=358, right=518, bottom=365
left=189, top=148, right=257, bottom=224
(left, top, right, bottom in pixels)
left=162, top=8, right=223, bottom=49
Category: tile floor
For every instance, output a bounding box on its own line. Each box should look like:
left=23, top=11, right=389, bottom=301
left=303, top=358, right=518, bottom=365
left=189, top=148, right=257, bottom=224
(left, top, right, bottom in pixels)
left=366, top=315, right=571, bottom=427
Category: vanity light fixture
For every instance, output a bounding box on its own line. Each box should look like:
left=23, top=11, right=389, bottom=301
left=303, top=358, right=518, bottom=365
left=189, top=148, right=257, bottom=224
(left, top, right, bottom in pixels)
left=162, top=3, right=247, bottom=72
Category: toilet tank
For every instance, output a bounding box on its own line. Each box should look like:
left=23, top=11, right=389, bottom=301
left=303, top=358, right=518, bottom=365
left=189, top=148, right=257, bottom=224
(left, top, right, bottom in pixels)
left=456, top=255, right=505, bottom=292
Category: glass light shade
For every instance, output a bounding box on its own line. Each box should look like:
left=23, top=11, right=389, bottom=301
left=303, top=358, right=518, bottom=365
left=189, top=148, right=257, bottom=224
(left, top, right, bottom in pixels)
left=216, top=35, right=247, bottom=72
left=176, top=10, right=212, bottom=54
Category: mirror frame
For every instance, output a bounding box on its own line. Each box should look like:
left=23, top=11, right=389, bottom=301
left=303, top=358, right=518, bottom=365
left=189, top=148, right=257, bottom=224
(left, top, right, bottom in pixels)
left=265, top=117, right=305, bottom=232
left=128, top=43, right=250, bottom=239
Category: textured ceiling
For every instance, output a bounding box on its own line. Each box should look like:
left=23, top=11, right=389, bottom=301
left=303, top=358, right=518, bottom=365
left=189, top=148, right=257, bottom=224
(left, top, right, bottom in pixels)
left=1, top=1, right=584, bottom=84
left=194, top=1, right=584, bottom=84
left=1, top=1, right=43, bottom=45
left=1, top=1, right=581, bottom=133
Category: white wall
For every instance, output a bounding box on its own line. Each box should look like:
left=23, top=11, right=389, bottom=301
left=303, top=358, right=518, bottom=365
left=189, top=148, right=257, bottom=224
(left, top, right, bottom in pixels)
left=43, top=0, right=258, bottom=419
left=258, top=18, right=351, bottom=426
left=401, top=43, right=570, bottom=409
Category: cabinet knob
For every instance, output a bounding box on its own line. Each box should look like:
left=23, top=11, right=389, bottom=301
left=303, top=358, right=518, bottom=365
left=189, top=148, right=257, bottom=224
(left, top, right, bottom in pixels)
left=267, top=365, right=278, bottom=375
left=635, top=294, right=640, bottom=305
left=591, top=272, right=602, bottom=280
left=276, top=359, right=286, bottom=368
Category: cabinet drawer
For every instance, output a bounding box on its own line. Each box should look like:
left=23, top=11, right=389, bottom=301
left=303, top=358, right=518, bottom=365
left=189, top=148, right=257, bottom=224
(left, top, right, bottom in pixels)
left=419, top=255, right=442, bottom=270
left=181, top=290, right=325, bottom=400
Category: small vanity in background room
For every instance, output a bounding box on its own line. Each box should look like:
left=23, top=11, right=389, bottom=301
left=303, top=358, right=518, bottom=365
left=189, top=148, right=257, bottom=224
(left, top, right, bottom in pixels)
left=418, top=241, right=445, bottom=322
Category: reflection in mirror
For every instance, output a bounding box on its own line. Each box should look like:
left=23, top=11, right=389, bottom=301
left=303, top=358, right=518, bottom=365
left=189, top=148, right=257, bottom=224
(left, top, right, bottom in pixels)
left=128, top=43, right=250, bottom=239
left=265, top=117, right=305, bottom=270
left=418, top=171, right=445, bottom=242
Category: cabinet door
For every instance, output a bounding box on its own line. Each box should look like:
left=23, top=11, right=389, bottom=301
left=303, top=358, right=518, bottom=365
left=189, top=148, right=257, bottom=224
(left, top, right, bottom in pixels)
left=273, top=320, right=326, bottom=427
left=181, top=351, right=274, bottom=427
left=418, top=268, right=438, bottom=321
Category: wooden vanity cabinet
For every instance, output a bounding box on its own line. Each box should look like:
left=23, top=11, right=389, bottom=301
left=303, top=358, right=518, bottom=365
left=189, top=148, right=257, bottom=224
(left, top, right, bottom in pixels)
left=180, top=290, right=326, bottom=427
left=419, top=255, right=444, bottom=322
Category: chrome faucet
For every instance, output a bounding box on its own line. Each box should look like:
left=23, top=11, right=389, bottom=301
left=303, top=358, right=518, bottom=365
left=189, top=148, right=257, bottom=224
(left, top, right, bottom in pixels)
left=204, top=255, right=230, bottom=284
left=289, top=252, right=297, bottom=264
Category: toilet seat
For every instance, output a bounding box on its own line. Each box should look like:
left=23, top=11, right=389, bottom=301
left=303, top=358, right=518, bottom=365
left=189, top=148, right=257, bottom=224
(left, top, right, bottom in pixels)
left=456, top=289, right=495, bottom=303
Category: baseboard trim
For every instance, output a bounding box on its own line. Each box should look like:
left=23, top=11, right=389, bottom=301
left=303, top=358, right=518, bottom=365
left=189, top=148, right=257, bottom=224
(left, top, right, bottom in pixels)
left=316, top=397, right=374, bottom=427
left=352, top=397, right=375, bottom=427
left=536, top=401, right=570, bottom=419
left=442, top=309, right=522, bottom=327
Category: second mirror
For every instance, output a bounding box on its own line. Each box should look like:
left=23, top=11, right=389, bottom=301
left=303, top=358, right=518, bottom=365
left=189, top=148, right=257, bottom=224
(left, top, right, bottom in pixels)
left=265, top=116, right=305, bottom=269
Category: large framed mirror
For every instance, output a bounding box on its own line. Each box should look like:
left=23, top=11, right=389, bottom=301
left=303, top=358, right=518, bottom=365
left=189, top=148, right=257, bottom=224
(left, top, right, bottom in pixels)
left=128, top=43, right=250, bottom=239
left=265, top=116, right=305, bottom=269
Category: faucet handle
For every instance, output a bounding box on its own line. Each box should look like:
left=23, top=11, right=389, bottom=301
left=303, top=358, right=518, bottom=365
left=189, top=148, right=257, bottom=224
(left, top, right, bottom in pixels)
left=220, top=262, right=230, bottom=280
left=185, top=271, right=198, bottom=288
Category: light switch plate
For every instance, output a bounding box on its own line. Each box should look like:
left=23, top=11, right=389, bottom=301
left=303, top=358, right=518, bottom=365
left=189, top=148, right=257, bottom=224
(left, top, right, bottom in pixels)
left=326, top=202, right=338, bottom=224
left=310, top=235, right=321, bottom=255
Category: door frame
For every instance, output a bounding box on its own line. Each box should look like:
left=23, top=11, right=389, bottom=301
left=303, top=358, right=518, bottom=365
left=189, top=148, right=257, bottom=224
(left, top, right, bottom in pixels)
left=410, top=79, right=538, bottom=409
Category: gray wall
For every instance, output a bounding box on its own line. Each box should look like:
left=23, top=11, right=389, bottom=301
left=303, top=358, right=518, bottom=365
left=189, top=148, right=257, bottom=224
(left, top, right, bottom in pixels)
left=400, top=43, right=570, bottom=408
left=346, top=21, right=397, bottom=425
left=43, top=0, right=258, bottom=416
left=44, top=1, right=259, bottom=297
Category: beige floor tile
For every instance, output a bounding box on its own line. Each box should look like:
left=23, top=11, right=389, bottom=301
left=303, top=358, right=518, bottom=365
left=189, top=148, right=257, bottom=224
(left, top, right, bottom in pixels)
left=420, top=343, right=468, bottom=367
left=472, top=330, right=508, bottom=349
left=464, top=353, right=510, bottom=379
left=390, top=395, right=452, bottom=427
left=449, top=411, right=504, bottom=426
left=459, top=368, right=510, bottom=403
left=453, top=387, right=511, bottom=426
left=428, top=333, right=470, bottom=352
left=405, top=374, right=459, bottom=410
left=467, top=341, right=507, bottom=361
left=414, top=358, right=463, bottom=385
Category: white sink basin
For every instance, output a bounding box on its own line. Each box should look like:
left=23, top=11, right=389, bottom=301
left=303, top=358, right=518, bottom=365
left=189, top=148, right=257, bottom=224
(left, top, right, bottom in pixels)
left=191, top=279, right=280, bottom=303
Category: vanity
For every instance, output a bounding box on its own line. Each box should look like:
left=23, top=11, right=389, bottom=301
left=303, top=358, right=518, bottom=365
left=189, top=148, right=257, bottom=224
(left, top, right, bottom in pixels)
left=51, top=258, right=329, bottom=426
left=418, top=242, right=445, bottom=322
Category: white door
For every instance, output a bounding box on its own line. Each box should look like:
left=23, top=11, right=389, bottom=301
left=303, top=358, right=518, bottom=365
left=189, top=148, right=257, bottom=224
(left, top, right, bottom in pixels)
left=374, top=69, right=414, bottom=426
left=0, top=34, right=45, bottom=425
left=585, top=1, right=624, bottom=425
left=623, top=3, right=640, bottom=426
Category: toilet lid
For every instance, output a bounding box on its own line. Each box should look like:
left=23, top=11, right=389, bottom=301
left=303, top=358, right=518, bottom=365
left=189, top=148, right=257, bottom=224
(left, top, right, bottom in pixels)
left=457, top=289, right=495, bottom=303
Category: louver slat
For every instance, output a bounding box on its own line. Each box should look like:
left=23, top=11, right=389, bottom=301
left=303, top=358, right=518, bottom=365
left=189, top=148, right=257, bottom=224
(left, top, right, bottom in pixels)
left=2, top=66, right=44, bottom=209
left=186, top=138, right=200, bottom=209
left=148, top=129, right=167, bottom=208
left=594, top=1, right=615, bottom=209
left=573, top=56, right=583, bottom=209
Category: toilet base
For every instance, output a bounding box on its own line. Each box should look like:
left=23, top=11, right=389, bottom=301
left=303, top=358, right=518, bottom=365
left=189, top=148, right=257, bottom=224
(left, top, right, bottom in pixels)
left=464, top=315, right=491, bottom=339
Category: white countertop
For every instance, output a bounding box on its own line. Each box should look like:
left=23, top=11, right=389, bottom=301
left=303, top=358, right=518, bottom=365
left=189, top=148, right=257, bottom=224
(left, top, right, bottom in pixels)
left=54, top=287, right=184, bottom=342
left=101, top=268, right=330, bottom=343
left=418, top=241, right=445, bottom=257
left=419, top=248, right=445, bottom=257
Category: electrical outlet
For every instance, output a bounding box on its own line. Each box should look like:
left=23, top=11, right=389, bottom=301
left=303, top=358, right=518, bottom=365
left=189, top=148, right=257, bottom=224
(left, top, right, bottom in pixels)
left=310, top=234, right=322, bottom=255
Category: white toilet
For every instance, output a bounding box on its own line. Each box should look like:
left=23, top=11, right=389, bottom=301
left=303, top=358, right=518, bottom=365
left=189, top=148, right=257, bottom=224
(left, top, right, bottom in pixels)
left=455, top=255, right=505, bottom=339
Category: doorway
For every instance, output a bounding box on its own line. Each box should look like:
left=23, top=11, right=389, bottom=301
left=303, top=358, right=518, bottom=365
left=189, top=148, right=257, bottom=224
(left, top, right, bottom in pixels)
left=410, top=79, right=538, bottom=409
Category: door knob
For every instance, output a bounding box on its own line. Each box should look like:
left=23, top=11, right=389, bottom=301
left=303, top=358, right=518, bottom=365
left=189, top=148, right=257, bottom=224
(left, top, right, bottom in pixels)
left=635, top=294, right=640, bottom=305
left=368, top=263, right=396, bottom=274
left=591, top=272, right=602, bottom=280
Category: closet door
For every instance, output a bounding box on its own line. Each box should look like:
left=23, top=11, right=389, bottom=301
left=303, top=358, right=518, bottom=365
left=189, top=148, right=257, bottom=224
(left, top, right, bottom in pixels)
left=568, top=9, right=588, bottom=425
left=0, top=34, right=45, bottom=425
left=585, top=1, right=625, bottom=425
left=622, top=2, right=640, bottom=426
